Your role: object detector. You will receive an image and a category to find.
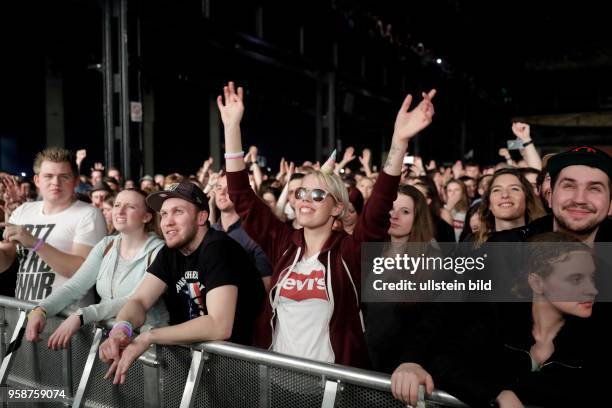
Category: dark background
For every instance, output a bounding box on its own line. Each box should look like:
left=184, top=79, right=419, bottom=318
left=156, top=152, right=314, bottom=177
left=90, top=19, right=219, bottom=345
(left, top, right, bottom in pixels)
left=2, top=0, right=611, bottom=178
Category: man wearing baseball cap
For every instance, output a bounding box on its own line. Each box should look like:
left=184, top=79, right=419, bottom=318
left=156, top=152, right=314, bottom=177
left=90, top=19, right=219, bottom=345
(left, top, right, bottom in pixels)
left=490, top=145, right=612, bottom=243
left=98, top=181, right=265, bottom=384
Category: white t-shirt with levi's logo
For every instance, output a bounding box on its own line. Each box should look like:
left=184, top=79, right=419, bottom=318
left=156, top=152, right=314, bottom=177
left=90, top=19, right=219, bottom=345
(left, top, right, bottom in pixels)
left=272, top=252, right=335, bottom=363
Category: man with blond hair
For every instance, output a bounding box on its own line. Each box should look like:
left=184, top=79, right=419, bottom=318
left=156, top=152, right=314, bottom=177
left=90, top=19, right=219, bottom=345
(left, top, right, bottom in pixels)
left=0, top=147, right=106, bottom=303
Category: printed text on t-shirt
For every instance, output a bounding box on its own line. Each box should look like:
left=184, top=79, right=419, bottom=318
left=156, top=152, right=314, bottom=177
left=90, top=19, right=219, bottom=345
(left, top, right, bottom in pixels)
left=279, top=269, right=327, bottom=301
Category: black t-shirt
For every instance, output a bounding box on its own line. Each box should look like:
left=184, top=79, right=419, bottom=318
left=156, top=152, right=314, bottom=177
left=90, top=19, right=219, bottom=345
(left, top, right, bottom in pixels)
left=148, top=228, right=265, bottom=345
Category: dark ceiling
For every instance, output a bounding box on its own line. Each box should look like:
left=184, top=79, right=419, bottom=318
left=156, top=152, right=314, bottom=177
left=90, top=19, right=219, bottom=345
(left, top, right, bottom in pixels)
left=2, top=0, right=611, bottom=175
left=357, top=0, right=612, bottom=117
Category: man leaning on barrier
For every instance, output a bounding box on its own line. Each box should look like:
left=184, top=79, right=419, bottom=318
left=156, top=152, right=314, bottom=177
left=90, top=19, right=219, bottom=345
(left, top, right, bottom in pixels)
left=98, top=181, right=265, bottom=384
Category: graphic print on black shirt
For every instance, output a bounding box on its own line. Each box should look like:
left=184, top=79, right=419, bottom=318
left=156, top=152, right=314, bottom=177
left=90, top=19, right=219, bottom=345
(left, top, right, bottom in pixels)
left=175, top=270, right=206, bottom=319
left=15, top=224, right=56, bottom=300
left=148, top=228, right=265, bottom=344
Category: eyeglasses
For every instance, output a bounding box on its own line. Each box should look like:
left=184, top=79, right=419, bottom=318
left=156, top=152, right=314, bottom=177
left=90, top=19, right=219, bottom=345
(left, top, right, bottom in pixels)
left=294, top=187, right=333, bottom=203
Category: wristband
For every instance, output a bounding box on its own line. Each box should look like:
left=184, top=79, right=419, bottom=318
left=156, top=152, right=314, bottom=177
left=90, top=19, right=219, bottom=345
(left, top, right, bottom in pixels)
left=31, top=238, right=44, bottom=252
left=111, top=320, right=133, bottom=338
left=522, top=140, right=533, bottom=147
left=224, top=151, right=244, bottom=159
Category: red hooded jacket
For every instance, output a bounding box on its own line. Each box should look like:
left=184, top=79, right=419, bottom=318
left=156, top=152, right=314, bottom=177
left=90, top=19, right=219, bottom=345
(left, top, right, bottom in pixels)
left=227, top=169, right=399, bottom=368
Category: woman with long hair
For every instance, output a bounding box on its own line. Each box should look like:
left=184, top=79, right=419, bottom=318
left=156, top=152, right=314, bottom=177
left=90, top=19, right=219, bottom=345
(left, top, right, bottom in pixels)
left=25, top=189, right=168, bottom=348
left=217, top=81, right=435, bottom=367
left=476, top=168, right=545, bottom=244
left=366, top=184, right=436, bottom=373
left=444, top=179, right=469, bottom=241
left=388, top=184, right=434, bottom=244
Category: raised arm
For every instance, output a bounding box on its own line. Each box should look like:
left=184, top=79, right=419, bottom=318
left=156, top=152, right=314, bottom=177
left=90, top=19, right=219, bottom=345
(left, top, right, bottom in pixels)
left=218, top=81, right=293, bottom=262
left=352, top=89, right=437, bottom=244
left=383, top=90, right=436, bottom=176
left=512, top=122, right=542, bottom=170
left=216, top=82, right=246, bottom=173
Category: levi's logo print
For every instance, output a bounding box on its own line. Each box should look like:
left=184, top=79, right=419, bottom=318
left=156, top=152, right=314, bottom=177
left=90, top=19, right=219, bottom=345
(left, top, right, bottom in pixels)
left=176, top=270, right=206, bottom=319
left=279, top=269, right=327, bottom=301
left=15, top=224, right=56, bottom=301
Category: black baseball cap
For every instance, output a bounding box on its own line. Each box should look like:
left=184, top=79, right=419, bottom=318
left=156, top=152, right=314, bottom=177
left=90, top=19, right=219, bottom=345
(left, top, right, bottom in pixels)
left=548, top=146, right=612, bottom=185
left=146, top=181, right=209, bottom=213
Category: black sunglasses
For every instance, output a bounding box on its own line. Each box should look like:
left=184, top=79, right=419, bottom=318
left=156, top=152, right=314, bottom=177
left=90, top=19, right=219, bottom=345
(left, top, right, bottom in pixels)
left=294, top=187, right=333, bottom=203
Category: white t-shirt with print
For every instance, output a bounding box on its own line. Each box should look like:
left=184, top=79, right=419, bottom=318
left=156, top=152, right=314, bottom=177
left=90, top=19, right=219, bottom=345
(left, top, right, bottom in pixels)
left=9, top=200, right=107, bottom=302
left=272, top=252, right=335, bottom=363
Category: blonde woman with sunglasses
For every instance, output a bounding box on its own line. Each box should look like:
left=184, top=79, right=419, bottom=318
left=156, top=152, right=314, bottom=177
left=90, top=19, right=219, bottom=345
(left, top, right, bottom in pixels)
left=217, top=81, right=435, bottom=367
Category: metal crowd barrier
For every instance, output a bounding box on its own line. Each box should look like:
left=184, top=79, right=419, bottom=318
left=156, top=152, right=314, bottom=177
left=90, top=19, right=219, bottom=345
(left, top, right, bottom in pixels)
left=0, top=296, right=469, bottom=408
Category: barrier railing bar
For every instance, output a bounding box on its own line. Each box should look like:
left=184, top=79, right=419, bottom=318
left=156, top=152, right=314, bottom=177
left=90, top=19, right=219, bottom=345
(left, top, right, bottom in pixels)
left=62, top=342, right=74, bottom=398
left=72, top=327, right=103, bottom=408
left=258, top=364, right=269, bottom=408
left=179, top=349, right=204, bottom=408
left=0, top=296, right=469, bottom=408
left=143, top=345, right=162, bottom=408
left=0, top=310, right=26, bottom=385
left=195, top=341, right=468, bottom=407
left=320, top=380, right=338, bottom=408
left=0, top=307, right=6, bottom=361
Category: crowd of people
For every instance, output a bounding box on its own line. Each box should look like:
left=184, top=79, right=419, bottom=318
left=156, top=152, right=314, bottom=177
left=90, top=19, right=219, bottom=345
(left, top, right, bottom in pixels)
left=1, top=81, right=611, bottom=407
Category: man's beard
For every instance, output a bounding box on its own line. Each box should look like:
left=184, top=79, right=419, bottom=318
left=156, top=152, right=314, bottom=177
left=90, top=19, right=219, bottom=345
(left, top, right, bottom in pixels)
left=165, top=228, right=197, bottom=250
left=554, top=204, right=602, bottom=236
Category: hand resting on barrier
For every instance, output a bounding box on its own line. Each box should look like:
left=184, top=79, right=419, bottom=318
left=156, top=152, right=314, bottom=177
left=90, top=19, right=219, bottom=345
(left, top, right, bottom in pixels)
left=496, top=390, right=524, bottom=408
left=25, top=307, right=47, bottom=342
left=101, top=331, right=152, bottom=385
left=99, top=329, right=133, bottom=384
left=47, top=314, right=82, bottom=350
left=390, top=362, right=434, bottom=407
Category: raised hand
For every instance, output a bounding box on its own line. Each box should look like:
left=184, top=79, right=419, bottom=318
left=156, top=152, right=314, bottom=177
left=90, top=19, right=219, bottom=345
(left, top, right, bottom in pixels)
left=76, top=149, right=87, bottom=168
left=341, top=147, right=356, bottom=164
left=358, top=148, right=371, bottom=167
left=451, top=160, right=464, bottom=179
left=498, top=147, right=511, bottom=160
left=216, top=81, right=245, bottom=127
left=393, top=89, right=436, bottom=143
left=1, top=176, right=24, bottom=206
left=248, top=145, right=258, bottom=162
left=202, top=157, right=214, bottom=173
left=277, top=157, right=287, bottom=180
left=511, top=122, right=531, bottom=141
left=93, top=162, right=105, bottom=171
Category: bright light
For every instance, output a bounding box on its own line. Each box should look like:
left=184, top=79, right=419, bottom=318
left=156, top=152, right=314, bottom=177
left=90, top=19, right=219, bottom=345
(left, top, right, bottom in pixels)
left=20, top=172, right=26, bottom=177
left=436, top=58, right=442, bottom=64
